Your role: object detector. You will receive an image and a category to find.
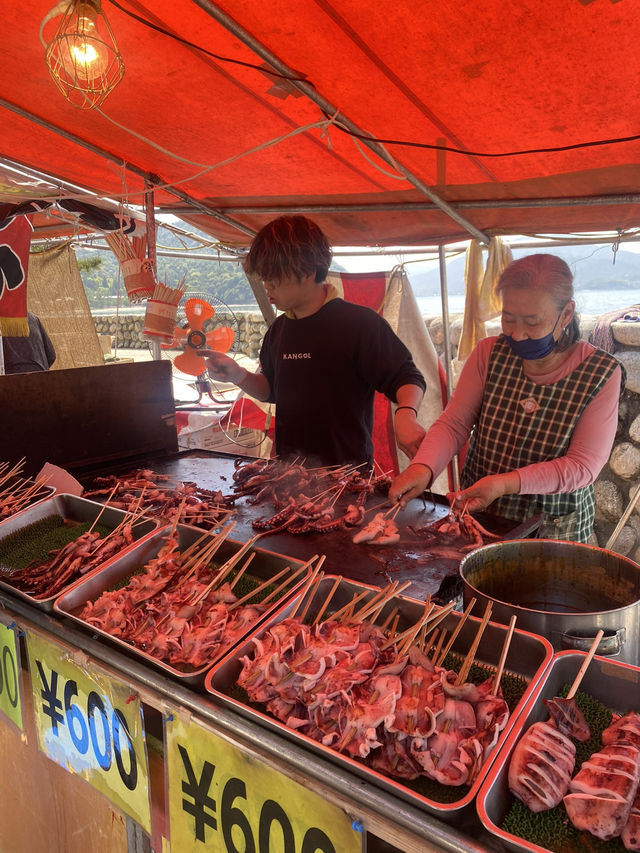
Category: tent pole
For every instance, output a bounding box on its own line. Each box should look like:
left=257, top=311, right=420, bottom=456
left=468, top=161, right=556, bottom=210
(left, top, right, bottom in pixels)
left=438, top=246, right=459, bottom=491
left=144, top=180, right=162, bottom=361
left=244, top=271, right=276, bottom=327
left=189, top=0, right=490, bottom=246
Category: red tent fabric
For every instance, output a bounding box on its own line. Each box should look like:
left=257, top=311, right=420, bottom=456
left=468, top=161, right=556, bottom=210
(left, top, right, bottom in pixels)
left=1, top=1, right=639, bottom=245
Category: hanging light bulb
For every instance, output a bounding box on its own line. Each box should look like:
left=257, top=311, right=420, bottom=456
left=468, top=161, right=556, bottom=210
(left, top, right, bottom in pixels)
left=43, top=0, right=124, bottom=109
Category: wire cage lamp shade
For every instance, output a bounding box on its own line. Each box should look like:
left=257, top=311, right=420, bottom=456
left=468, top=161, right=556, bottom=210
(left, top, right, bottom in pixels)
left=44, top=0, right=124, bottom=109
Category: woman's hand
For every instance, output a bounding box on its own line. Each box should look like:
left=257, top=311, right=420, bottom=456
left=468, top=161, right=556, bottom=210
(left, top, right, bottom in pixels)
left=448, top=471, right=520, bottom=513
left=388, top=463, right=433, bottom=507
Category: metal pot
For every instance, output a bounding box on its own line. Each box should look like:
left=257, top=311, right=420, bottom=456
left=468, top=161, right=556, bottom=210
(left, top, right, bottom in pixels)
left=460, top=539, right=640, bottom=665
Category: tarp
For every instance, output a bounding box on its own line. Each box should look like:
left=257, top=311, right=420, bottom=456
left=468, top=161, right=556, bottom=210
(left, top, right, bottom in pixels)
left=1, top=0, right=639, bottom=246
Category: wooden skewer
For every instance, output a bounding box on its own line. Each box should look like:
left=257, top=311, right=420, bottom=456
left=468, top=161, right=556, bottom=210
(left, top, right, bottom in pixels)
left=456, top=601, right=493, bottom=685
left=380, top=606, right=399, bottom=633
left=87, top=486, right=119, bottom=533
left=381, top=597, right=443, bottom=652
left=431, top=629, right=446, bottom=663
left=327, top=589, right=370, bottom=623
left=312, top=575, right=343, bottom=626
left=566, top=629, right=604, bottom=700
left=492, top=615, right=517, bottom=694
left=259, top=561, right=311, bottom=606
left=0, top=457, right=26, bottom=489
left=296, top=570, right=326, bottom=624
left=397, top=599, right=438, bottom=657
left=227, top=555, right=253, bottom=591
left=435, top=597, right=477, bottom=668
left=227, top=558, right=313, bottom=612
left=187, top=536, right=257, bottom=604
left=181, top=525, right=236, bottom=575
left=353, top=582, right=403, bottom=623
left=383, top=501, right=403, bottom=520
left=288, top=558, right=321, bottom=618
left=417, top=601, right=457, bottom=650
left=179, top=527, right=228, bottom=569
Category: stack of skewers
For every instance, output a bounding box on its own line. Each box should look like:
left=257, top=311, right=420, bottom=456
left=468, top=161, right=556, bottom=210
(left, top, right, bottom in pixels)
left=77, top=520, right=317, bottom=673
left=105, top=229, right=155, bottom=302
left=0, top=458, right=51, bottom=522
left=236, top=575, right=520, bottom=788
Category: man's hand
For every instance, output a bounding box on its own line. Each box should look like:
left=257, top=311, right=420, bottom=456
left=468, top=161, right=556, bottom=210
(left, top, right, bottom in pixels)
left=388, top=463, right=433, bottom=507
left=202, top=350, right=247, bottom=384
left=393, top=408, right=426, bottom=459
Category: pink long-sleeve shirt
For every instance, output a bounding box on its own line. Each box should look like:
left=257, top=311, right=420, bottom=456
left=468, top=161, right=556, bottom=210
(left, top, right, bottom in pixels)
left=412, top=337, right=622, bottom=494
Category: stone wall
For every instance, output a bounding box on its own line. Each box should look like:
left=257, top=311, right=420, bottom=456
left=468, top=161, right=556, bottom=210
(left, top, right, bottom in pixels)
left=93, top=313, right=270, bottom=354
left=427, top=313, right=640, bottom=559
left=93, top=311, right=640, bottom=558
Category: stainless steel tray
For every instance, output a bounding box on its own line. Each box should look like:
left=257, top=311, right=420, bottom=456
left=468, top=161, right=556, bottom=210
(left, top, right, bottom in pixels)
left=476, top=650, right=640, bottom=853
left=204, top=576, right=554, bottom=822
left=0, top=493, right=160, bottom=610
left=54, top=524, right=308, bottom=687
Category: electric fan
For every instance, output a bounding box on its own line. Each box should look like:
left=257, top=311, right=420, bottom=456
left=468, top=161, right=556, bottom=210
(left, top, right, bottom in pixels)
left=155, top=292, right=240, bottom=380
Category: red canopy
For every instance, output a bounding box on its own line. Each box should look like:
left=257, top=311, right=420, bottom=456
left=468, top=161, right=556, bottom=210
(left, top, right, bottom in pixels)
left=2, top=0, right=639, bottom=246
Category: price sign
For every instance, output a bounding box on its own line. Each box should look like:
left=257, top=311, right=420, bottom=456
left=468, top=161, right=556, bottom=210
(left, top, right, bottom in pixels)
left=25, top=630, right=151, bottom=832
left=0, top=619, right=23, bottom=730
left=166, top=713, right=363, bottom=853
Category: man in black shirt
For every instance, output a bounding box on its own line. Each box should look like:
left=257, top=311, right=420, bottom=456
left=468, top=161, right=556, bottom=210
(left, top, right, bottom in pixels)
left=2, top=312, right=56, bottom=374
left=205, top=216, right=426, bottom=466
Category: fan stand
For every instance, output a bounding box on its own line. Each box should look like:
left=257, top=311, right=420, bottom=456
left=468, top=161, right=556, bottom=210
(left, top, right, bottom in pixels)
left=194, top=374, right=229, bottom=405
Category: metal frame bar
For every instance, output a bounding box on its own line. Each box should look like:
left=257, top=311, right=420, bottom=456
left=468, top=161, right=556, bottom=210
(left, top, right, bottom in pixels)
left=164, top=193, right=640, bottom=215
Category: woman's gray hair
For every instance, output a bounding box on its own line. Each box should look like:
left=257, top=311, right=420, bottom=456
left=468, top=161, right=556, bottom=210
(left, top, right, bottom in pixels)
left=497, top=253, right=580, bottom=349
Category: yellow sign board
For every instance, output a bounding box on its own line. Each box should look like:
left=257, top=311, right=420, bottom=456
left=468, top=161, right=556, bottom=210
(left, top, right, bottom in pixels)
left=166, top=713, right=363, bottom=853
left=0, top=619, right=23, bottom=730
left=25, top=629, right=151, bottom=832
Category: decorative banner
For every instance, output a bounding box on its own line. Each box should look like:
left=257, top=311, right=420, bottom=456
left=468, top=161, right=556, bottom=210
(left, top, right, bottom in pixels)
left=0, top=619, right=23, bottom=730
left=25, top=629, right=151, bottom=832
left=0, top=214, right=32, bottom=335
left=165, top=712, right=363, bottom=853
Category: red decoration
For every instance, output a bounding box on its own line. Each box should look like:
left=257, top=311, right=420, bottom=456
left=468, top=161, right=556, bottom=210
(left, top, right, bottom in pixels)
left=0, top=215, right=32, bottom=336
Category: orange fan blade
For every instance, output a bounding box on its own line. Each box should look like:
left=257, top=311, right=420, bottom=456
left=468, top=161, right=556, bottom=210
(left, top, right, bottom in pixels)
left=205, top=326, right=234, bottom=353
left=184, top=298, right=215, bottom=332
left=162, top=327, right=188, bottom=349
left=173, top=349, right=207, bottom=376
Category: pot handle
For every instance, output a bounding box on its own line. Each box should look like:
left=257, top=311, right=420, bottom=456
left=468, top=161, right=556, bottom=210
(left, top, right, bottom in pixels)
left=559, top=628, right=625, bottom=657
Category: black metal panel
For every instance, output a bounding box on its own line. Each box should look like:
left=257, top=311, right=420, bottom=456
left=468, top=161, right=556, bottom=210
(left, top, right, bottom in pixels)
left=0, top=361, right=177, bottom=476
left=74, top=449, right=539, bottom=604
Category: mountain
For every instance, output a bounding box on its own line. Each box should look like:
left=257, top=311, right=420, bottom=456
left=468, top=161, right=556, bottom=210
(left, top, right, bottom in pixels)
left=75, top=226, right=640, bottom=311
left=408, top=245, right=640, bottom=297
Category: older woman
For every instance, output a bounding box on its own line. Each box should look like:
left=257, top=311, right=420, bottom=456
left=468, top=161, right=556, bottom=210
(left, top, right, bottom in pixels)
left=389, top=254, right=624, bottom=542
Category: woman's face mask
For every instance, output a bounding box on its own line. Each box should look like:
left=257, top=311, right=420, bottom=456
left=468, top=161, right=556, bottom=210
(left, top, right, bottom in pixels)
left=504, top=312, right=563, bottom=360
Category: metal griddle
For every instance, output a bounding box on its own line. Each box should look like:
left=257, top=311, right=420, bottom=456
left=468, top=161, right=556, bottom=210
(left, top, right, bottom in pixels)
left=74, top=449, right=541, bottom=603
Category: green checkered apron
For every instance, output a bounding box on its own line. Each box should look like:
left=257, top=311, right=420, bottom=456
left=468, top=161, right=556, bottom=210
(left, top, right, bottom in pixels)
left=461, top=337, right=622, bottom=542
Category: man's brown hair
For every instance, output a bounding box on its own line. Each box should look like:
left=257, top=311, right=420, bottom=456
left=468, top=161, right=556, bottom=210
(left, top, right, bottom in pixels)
left=244, top=215, right=332, bottom=283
